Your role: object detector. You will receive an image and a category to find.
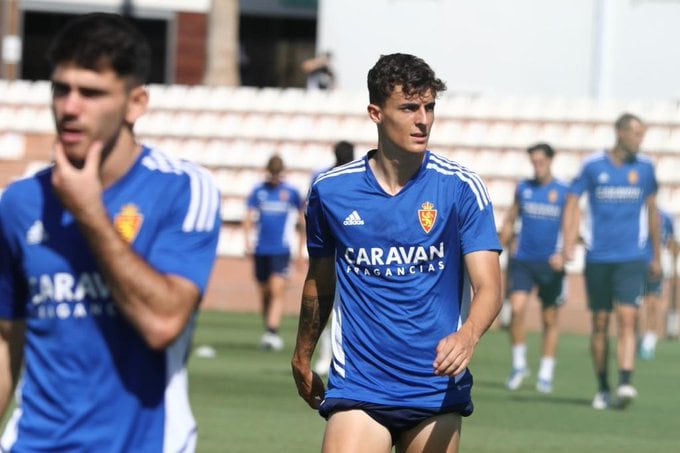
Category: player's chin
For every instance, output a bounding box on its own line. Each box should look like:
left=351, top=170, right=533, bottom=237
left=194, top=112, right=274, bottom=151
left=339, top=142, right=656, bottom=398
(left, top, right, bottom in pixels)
left=59, top=143, right=88, bottom=167
left=409, top=137, right=429, bottom=151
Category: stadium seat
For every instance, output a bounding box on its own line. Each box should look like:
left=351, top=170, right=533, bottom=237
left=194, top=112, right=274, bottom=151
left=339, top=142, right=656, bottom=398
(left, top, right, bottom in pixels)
left=655, top=155, right=680, bottom=184
left=0, top=133, right=25, bottom=160
left=221, top=197, right=246, bottom=223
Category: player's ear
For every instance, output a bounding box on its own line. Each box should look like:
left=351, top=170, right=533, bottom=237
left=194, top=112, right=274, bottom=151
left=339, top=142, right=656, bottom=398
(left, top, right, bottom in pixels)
left=367, top=103, right=382, bottom=124
left=125, top=84, right=149, bottom=125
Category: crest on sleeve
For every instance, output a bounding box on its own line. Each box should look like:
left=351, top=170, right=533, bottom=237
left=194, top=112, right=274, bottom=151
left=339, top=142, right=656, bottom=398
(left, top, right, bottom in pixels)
left=418, top=201, right=437, bottom=234
left=114, top=203, right=144, bottom=243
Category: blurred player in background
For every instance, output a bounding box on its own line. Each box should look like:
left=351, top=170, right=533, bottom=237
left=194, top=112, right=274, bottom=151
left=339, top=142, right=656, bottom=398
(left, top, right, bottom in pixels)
left=244, top=154, right=304, bottom=351
left=0, top=13, right=220, bottom=451
left=563, top=112, right=660, bottom=410
left=292, top=53, right=501, bottom=453
left=499, top=143, right=568, bottom=394
left=639, top=207, right=678, bottom=359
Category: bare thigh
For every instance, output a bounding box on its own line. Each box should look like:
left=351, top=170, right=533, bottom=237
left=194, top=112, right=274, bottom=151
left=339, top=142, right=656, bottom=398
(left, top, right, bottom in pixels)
left=395, top=413, right=462, bottom=453
left=322, top=410, right=392, bottom=453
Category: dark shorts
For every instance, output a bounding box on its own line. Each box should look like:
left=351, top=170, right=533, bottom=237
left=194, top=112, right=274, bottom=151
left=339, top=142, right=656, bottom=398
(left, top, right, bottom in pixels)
left=584, top=260, right=647, bottom=311
left=254, top=253, right=290, bottom=282
left=319, top=397, right=473, bottom=441
left=509, top=259, right=565, bottom=306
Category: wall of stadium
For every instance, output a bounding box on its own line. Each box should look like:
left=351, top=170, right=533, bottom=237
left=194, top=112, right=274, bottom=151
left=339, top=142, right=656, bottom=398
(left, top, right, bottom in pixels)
left=318, top=0, right=680, bottom=102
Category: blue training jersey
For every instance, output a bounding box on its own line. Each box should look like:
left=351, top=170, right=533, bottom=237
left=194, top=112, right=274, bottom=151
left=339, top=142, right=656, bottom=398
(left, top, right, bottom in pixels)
left=569, top=150, right=657, bottom=263
left=513, top=178, right=569, bottom=261
left=306, top=150, right=501, bottom=408
left=246, top=181, right=302, bottom=255
left=0, top=146, right=220, bottom=452
left=645, top=208, right=675, bottom=262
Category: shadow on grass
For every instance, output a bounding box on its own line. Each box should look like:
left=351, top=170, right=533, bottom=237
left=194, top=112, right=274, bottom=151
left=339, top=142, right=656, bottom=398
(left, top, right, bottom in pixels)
left=508, top=394, right=592, bottom=406
left=473, top=378, right=592, bottom=406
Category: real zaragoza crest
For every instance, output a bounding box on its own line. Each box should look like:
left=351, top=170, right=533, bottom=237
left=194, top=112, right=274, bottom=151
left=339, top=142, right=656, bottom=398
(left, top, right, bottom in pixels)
left=418, top=201, right=437, bottom=234
left=114, top=203, right=144, bottom=243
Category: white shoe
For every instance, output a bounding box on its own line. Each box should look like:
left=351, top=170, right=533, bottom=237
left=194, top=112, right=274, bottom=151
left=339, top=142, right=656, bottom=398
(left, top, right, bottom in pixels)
left=615, top=385, right=637, bottom=409
left=592, top=391, right=610, bottom=410
left=259, top=332, right=284, bottom=351
left=506, top=368, right=530, bottom=391
left=313, top=357, right=331, bottom=376
left=499, top=300, right=512, bottom=328
left=535, top=378, right=553, bottom=394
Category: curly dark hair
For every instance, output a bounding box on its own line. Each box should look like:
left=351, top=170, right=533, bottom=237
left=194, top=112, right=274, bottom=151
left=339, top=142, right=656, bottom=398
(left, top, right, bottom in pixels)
left=47, top=12, right=151, bottom=86
left=367, top=53, right=447, bottom=106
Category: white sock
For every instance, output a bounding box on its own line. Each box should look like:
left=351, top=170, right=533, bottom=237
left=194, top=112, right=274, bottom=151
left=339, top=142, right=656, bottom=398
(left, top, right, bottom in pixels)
left=512, top=344, right=527, bottom=370
left=642, top=332, right=658, bottom=350
left=538, top=356, right=555, bottom=381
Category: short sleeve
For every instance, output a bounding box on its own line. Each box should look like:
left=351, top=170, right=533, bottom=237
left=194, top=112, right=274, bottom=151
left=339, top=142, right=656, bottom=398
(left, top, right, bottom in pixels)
left=146, top=171, right=220, bottom=294
left=457, top=177, right=502, bottom=255
left=305, top=183, right=335, bottom=258
left=568, top=162, right=589, bottom=196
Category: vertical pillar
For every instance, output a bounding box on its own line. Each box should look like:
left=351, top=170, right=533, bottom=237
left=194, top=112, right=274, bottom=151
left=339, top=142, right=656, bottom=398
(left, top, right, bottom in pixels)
left=1, top=0, right=21, bottom=80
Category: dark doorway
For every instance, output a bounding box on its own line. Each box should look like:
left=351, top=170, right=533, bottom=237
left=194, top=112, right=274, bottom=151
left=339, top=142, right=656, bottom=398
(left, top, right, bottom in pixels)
left=20, top=11, right=168, bottom=83
left=239, top=15, right=316, bottom=88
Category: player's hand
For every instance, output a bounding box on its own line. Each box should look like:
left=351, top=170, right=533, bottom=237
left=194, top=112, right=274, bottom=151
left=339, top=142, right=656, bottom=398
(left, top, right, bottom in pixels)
left=51, top=141, right=104, bottom=218
left=292, top=361, right=325, bottom=409
left=433, top=328, right=476, bottom=377
left=548, top=253, right=565, bottom=271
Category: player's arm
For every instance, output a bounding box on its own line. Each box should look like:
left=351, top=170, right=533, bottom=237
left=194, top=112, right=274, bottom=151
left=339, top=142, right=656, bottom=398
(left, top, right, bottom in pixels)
left=647, top=195, right=662, bottom=279
left=498, top=192, right=519, bottom=249
left=301, top=54, right=330, bottom=74
left=51, top=142, right=203, bottom=350
left=0, top=320, right=25, bottom=418
left=296, top=207, right=306, bottom=262
left=561, top=194, right=581, bottom=261
left=243, top=206, right=257, bottom=255
left=433, top=250, right=501, bottom=377
left=291, top=255, right=335, bottom=409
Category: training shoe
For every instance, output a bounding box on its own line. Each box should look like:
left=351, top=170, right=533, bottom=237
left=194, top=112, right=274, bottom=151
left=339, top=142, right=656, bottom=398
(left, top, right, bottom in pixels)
left=592, top=391, right=610, bottom=410
left=615, top=385, right=637, bottom=409
left=506, top=368, right=530, bottom=391
left=259, top=332, right=284, bottom=351
left=639, top=345, right=655, bottom=361
left=535, top=378, right=553, bottom=394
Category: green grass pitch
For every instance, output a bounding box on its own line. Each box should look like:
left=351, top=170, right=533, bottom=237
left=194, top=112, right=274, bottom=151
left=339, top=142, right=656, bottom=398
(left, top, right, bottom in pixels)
left=189, top=310, right=680, bottom=452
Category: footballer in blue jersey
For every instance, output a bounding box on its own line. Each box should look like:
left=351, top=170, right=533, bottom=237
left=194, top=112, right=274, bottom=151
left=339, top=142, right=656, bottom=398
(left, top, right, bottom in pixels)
left=563, top=112, right=661, bottom=410
left=640, top=208, right=678, bottom=359
left=292, top=53, right=502, bottom=453
left=244, top=154, right=304, bottom=351
left=0, top=14, right=220, bottom=452
left=499, top=143, right=568, bottom=394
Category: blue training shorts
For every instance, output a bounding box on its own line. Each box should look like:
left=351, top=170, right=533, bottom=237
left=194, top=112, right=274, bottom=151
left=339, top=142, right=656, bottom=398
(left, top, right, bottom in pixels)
left=508, top=258, right=565, bottom=306
left=319, top=369, right=473, bottom=441
left=254, top=253, right=290, bottom=282
left=319, top=398, right=473, bottom=442
left=584, top=260, right=647, bottom=311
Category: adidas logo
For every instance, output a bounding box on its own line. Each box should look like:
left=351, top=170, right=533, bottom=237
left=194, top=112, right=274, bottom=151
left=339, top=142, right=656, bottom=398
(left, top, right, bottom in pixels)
left=26, top=220, right=47, bottom=245
left=343, top=210, right=365, bottom=226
